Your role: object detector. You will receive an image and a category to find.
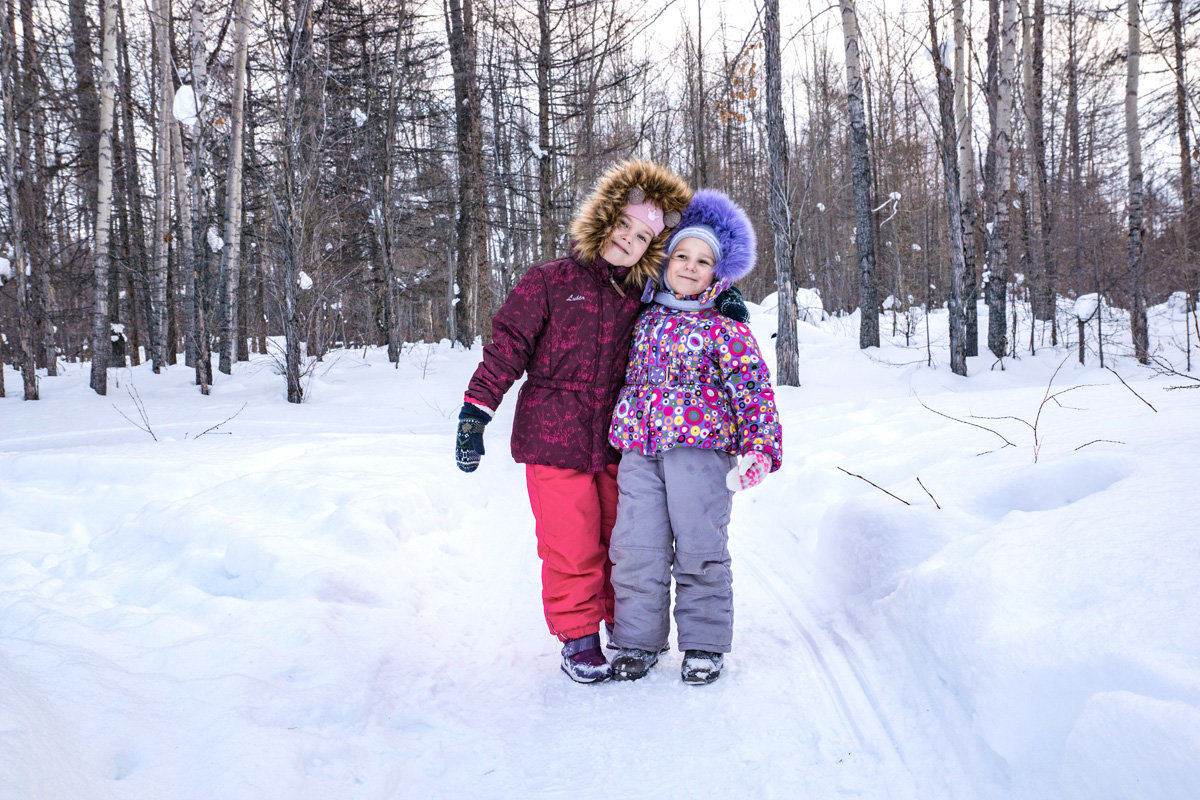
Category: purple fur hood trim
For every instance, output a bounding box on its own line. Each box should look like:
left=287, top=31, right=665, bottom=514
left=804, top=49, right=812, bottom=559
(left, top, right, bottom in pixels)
left=667, top=189, right=757, bottom=282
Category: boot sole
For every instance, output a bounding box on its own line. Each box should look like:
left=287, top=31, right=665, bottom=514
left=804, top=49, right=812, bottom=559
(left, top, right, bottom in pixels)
left=610, top=657, right=658, bottom=681
left=556, top=666, right=609, bottom=686
left=682, top=671, right=721, bottom=685
left=561, top=663, right=611, bottom=684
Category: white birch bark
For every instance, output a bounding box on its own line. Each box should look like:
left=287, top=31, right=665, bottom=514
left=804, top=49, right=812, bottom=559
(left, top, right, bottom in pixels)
left=170, top=109, right=207, bottom=392
left=88, top=0, right=119, bottom=394
left=954, top=0, right=980, bottom=357
left=219, top=0, right=249, bottom=375
left=151, top=0, right=173, bottom=372
left=1126, top=0, right=1148, bottom=362
left=985, top=0, right=1017, bottom=359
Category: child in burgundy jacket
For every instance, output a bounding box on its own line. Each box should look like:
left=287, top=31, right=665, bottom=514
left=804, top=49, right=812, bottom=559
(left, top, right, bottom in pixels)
left=454, top=159, right=691, bottom=682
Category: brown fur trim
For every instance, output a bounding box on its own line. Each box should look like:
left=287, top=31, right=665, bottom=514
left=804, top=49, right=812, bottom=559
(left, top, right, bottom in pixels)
left=568, top=159, right=693, bottom=288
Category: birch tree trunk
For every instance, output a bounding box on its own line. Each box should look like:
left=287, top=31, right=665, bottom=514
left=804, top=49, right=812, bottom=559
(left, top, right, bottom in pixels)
left=88, top=0, right=119, bottom=395
left=954, top=0, right=980, bottom=357
left=764, top=0, right=799, bottom=385
left=171, top=101, right=207, bottom=392
left=841, top=0, right=879, bottom=348
left=187, top=1, right=215, bottom=383
left=985, top=0, right=1017, bottom=359
left=1126, top=0, right=1148, bottom=363
left=931, top=0, right=968, bottom=376
left=2, top=0, right=37, bottom=398
left=219, top=0, right=249, bottom=375
left=151, top=0, right=173, bottom=372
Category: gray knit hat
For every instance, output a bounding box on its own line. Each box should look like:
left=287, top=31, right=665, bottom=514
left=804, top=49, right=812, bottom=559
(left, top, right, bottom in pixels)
left=665, top=225, right=723, bottom=263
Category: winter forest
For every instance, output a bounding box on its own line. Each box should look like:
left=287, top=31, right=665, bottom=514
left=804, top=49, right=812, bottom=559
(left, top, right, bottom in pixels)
left=4, top=2, right=1200, bottom=797
left=1, top=0, right=1197, bottom=401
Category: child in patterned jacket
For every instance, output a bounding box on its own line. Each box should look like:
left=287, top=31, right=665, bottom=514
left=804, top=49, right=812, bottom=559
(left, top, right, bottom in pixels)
left=606, top=189, right=782, bottom=685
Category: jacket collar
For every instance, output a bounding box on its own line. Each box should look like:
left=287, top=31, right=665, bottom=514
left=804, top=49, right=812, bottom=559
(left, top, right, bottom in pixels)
left=642, top=275, right=729, bottom=310
left=570, top=241, right=631, bottom=287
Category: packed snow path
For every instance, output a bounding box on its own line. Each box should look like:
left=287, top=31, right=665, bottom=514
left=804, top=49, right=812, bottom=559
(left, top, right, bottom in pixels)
left=2, top=308, right=1198, bottom=798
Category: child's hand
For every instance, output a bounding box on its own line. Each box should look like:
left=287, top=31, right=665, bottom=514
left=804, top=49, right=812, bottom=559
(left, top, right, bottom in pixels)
left=726, top=451, right=771, bottom=491
left=455, top=403, right=491, bottom=472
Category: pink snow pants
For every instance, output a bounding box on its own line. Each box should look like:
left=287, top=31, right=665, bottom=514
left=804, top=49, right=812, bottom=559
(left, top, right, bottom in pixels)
left=525, top=464, right=619, bottom=641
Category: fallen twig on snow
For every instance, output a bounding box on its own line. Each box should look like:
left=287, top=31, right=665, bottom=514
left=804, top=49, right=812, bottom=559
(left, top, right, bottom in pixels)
left=1105, top=366, right=1157, bottom=412
left=1074, top=439, right=1126, bottom=451
left=913, top=392, right=1018, bottom=455
left=916, top=476, right=941, bottom=509
left=190, top=403, right=248, bottom=439
left=837, top=467, right=911, bottom=506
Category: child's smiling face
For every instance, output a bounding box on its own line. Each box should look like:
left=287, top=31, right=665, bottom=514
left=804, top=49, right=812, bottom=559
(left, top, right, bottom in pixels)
left=603, top=214, right=656, bottom=268
left=665, top=237, right=716, bottom=295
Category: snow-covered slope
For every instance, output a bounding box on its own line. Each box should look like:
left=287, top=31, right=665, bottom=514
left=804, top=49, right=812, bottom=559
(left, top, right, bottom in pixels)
left=1, top=301, right=1196, bottom=799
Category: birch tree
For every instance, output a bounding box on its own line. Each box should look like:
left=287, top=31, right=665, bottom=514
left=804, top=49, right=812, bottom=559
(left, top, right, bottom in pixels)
left=764, top=0, right=800, bottom=385
left=954, top=0, right=980, bottom=356
left=841, top=0, right=879, bottom=348
left=219, top=0, right=250, bottom=375
left=151, top=0, right=173, bottom=372
left=89, top=0, right=120, bottom=395
left=984, top=0, right=1017, bottom=359
left=1126, top=0, right=1148, bottom=363
left=931, top=0, right=968, bottom=375
left=170, top=97, right=207, bottom=391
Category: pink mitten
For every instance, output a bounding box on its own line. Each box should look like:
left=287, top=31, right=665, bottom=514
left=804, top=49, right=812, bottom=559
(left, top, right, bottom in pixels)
left=725, top=451, right=771, bottom=492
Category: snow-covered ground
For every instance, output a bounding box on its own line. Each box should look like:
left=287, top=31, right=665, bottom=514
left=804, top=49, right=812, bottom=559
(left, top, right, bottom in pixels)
left=1, top=299, right=1197, bottom=799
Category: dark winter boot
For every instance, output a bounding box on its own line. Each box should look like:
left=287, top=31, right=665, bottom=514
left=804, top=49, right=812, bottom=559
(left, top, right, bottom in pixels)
left=610, top=647, right=660, bottom=681
left=560, top=633, right=610, bottom=684
left=681, top=650, right=724, bottom=685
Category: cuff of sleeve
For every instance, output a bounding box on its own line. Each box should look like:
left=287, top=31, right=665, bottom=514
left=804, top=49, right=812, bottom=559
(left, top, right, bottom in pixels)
left=463, top=398, right=494, bottom=419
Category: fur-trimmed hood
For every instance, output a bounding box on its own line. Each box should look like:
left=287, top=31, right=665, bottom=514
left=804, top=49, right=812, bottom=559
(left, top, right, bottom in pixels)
left=665, top=189, right=757, bottom=285
left=568, top=159, right=693, bottom=288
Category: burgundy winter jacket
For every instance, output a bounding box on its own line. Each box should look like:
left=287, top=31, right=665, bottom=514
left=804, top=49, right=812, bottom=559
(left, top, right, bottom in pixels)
left=465, top=247, right=644, bottom=473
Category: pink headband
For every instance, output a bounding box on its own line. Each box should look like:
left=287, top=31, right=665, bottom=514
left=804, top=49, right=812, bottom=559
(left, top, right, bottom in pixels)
left=623, top=201, right=666, bottom=237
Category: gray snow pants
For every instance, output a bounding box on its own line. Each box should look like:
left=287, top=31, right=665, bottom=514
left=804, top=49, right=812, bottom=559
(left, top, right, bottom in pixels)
left=609, top=447, right=736, bottom=653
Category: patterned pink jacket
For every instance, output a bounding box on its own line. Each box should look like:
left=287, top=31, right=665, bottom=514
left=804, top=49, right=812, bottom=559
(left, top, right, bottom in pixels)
left=607, top=299, right=783, bottom=471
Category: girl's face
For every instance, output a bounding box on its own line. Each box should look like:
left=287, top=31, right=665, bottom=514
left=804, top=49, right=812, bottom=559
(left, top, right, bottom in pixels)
left=665, top=237, right=716, bottom=295
left=603, top=214, right=656, bottom=268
